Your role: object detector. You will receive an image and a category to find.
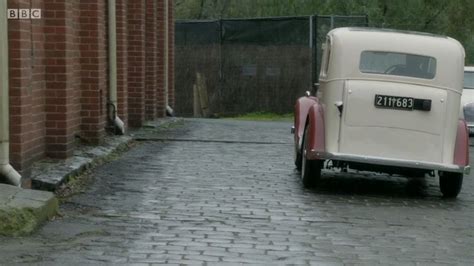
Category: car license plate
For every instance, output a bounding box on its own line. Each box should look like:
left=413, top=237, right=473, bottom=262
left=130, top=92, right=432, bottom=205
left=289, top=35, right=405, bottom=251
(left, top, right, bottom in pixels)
left=374, top=95, right=414, bottom=110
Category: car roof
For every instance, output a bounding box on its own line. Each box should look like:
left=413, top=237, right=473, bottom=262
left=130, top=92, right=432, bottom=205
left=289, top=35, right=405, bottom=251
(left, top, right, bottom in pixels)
left=329, top=27, right=462, bottom=49
left=327, top=27, right=465, bottom=63
left=347, top=27, right=447, bottom=39
left=465, top=66, right=474, bottom=72
left=323, top=27, right=465, bottom=90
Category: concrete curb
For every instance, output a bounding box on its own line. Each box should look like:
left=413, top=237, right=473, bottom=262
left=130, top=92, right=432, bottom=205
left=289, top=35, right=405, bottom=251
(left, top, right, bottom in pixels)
left=30, top=118, right=182, bottom=191
left=31, top=135, right=132, bottom=191
left=0, top=184, right=58, bottom=236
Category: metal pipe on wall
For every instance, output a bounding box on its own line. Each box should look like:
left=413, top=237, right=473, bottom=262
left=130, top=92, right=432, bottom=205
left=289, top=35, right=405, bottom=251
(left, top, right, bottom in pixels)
left=164, top=0, right=169, bottom=108
left=0, top=0, right=21, bottom=186
left=108, top=0, right=125, bottom=134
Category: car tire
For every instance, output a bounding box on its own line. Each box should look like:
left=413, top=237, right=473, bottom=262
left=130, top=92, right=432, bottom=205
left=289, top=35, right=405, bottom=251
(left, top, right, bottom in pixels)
left=439, top=171, right=463, bottom=198
left=301, top=126, right=322, bottom=188
left=295, top=150, right=302, bottom=171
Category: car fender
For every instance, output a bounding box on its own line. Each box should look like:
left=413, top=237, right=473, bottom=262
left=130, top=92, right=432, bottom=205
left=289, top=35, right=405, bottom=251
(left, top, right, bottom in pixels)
left=294, top=96, right=318, bottom=150
left=306, top=103, right=326, bottom=154
left=453, top=119, right=469, bottom=167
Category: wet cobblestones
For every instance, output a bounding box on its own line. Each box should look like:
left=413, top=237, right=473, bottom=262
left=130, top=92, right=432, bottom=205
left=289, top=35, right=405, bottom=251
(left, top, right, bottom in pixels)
left=1, top=119, right=474, bottom=265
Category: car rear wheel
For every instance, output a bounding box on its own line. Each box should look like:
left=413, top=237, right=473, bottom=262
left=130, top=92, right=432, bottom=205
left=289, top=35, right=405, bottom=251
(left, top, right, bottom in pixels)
left=439, top=171, right=463, bottom=198
left=301, top=126, right=322, bottom=188
left=295, top=150, right=302, bottom=171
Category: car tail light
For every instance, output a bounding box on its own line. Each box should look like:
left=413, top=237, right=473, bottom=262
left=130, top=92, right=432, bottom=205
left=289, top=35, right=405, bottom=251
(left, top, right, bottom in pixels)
left=464, top=103, right=474, bottom=123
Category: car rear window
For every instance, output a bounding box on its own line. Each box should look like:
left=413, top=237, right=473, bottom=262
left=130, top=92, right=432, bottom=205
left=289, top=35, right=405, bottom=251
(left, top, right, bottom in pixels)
left=464, top=71, right=474, bottom=89
left=360, top=51, right=436, bottom=79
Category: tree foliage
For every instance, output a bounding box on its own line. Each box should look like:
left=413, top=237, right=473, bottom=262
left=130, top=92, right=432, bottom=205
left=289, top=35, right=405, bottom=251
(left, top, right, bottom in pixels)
left=175, top=0, right=474, bottom=63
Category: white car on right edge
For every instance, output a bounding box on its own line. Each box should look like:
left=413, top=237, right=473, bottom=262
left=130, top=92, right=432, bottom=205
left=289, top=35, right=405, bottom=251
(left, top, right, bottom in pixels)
left=463, top=66, right=474, bottom=135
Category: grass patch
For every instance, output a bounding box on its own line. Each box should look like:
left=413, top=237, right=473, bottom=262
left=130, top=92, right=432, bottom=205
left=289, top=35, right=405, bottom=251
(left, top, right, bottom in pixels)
left=230, top=112, right=293, bottom=121
left=0, top=208, right=37, bottom=236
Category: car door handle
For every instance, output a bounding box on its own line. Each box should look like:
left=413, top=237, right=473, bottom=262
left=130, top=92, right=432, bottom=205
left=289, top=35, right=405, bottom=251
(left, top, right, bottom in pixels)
left=334, top=101, right=343, bottom=115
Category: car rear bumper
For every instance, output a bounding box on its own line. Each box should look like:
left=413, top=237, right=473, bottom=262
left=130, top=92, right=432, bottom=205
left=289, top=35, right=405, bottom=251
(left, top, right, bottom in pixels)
left=307, top=150, right=470, bottom=175
left=468, top=124, right=474, bottom=135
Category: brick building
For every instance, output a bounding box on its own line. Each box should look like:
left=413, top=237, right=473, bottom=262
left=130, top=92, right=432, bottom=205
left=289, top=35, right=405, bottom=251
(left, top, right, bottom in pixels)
left=1, top=0, right=175, bottom=186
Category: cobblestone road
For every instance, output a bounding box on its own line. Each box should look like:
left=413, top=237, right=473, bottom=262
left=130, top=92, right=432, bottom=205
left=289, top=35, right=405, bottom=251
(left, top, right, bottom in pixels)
left=1, top=119, right=474, bottom=265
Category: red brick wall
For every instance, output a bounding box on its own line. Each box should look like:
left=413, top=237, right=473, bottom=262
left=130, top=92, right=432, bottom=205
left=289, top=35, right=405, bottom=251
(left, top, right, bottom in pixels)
left=6, top=0, right=175, bottom=177
left=156, top=0, right=166, bottom=117
left=8, top=0, right=46, bottom=176
left=127, top=0, right=146, bottom=127
left=145, top=0, right=158, bottom=120
left=79, top=0, right=107, bottom=144
left=44, top=0, right=82, bottom=159
left=30, top=1, right=47, bottom=166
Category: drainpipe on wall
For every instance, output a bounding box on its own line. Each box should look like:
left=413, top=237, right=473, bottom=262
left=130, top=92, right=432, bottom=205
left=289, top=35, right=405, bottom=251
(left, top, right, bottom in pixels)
left=0, top=0, right=21, bottom=186
left=107, top=0, right=125, bottom=135
left=164, top=0, right=169, bottom=110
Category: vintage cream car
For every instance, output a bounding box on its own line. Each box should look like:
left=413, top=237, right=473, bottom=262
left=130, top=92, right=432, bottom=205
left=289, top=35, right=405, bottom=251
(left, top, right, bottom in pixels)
left=294, top=28, right=470, bottom=198
left=463, top=66, right=474, bottom=134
